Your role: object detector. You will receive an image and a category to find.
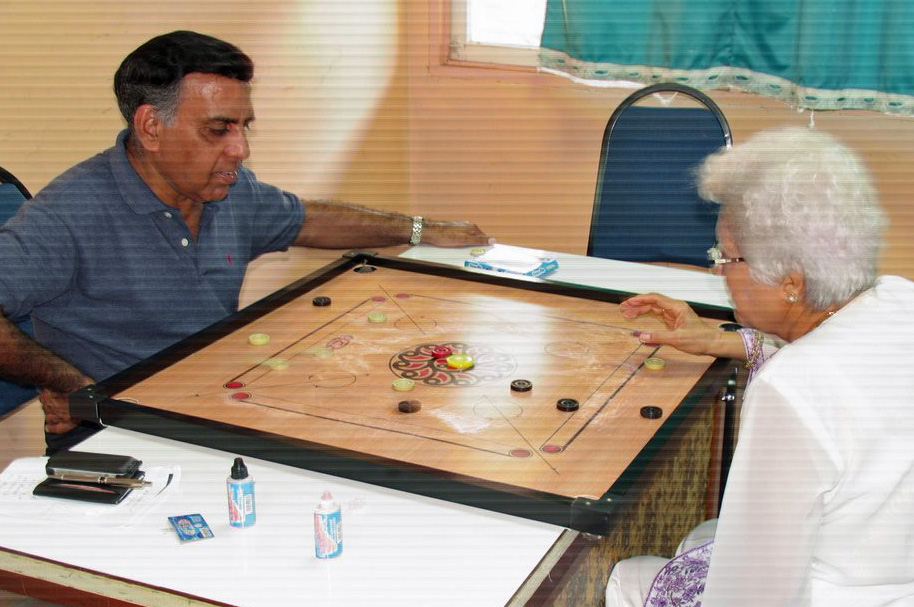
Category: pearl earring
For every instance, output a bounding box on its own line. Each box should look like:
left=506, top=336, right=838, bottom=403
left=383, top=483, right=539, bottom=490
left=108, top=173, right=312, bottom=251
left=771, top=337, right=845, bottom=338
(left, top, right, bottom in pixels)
left=786, top=292, right=799, bottom=303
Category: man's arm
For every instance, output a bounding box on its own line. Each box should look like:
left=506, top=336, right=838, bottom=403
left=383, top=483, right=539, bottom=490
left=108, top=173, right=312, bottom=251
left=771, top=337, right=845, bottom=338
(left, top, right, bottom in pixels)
left=293, top=200, right=493, bottom=248
left=0, top=308, right=93, bottom=433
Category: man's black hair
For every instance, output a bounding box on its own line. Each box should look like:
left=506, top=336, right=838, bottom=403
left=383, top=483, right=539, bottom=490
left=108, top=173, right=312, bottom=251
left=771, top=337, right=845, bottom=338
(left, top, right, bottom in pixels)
left=113, top=30, right=254, bottom=124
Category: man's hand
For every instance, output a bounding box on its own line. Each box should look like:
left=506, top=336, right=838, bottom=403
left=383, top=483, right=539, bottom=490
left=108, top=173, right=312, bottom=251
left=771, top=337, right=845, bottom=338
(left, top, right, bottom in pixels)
left=421, top=219, right=495, bottom=248
left=39, top=375, right=94, bottom=435
left=40, top=388, right=79, bottom=434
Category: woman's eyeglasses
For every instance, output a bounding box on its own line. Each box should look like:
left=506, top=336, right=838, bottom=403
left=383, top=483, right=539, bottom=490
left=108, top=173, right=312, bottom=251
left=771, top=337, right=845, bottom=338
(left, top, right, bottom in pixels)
left=707, top=244, right=745, bottom=268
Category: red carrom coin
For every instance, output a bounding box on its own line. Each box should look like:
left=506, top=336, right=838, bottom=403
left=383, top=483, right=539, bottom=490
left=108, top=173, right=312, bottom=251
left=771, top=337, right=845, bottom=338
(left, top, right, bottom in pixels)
left=431, top=346, right=453, bottom=359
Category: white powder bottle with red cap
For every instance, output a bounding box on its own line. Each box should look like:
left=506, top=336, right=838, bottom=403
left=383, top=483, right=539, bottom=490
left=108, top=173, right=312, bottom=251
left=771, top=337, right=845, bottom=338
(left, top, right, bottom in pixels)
left=313, top=490, right=342, bottom=558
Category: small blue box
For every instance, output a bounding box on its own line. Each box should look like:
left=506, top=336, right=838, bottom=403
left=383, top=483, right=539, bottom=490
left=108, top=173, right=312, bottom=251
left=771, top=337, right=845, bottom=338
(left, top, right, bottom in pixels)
left=168, top=514, right=215, bottom=542
left=464, top=249, right=558, bottom=278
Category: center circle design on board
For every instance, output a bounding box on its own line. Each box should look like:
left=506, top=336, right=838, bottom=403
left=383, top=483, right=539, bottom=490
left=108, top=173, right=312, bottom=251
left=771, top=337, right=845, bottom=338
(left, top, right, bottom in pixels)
left=390, top=342, right=516, bottom=387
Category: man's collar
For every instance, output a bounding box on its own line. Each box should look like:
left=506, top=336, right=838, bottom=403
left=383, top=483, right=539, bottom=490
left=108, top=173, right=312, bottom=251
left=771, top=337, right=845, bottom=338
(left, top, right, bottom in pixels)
left=107, top=130, right=221, bottom=218
left=109, top=130, right=174, bottom=216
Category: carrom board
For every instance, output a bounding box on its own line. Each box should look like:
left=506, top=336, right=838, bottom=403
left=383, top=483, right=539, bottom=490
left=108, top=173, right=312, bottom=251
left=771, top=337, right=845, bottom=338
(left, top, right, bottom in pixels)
left=72, top=252, right=734, bottom=533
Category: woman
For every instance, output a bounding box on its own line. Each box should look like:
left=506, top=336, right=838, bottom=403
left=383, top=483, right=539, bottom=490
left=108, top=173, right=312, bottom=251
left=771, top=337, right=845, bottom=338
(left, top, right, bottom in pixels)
left=607, top=127, right=914, bottom=606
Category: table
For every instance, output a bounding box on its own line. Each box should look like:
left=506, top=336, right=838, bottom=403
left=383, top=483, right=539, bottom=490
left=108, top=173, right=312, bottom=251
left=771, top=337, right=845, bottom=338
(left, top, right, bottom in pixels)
left=1, top=245, right=737, bottom=606
left=400, top=244, right=732, bottom=310
left=0, top=427, right=566, bottom=607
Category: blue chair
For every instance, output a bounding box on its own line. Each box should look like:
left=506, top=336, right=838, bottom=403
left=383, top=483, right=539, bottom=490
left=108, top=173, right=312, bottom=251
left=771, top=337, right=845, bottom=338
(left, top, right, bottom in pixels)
left=587, top=83, right=732, bottom=266
left=0, top=165, right=38, bottom=415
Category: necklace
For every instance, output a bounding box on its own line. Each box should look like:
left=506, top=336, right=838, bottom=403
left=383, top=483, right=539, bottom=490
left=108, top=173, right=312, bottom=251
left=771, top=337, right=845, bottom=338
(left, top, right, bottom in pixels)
left=813, top=310, right=836, bottom=329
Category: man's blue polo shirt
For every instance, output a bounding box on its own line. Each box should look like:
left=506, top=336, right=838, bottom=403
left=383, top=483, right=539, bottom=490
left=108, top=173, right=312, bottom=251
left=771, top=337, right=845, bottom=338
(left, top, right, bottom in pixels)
left=0, top=130, right=305, bottom=381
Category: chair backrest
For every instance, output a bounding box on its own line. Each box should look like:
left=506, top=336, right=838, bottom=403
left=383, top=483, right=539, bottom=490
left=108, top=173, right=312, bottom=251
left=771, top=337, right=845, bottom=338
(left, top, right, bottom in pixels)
left=587, top=83, right=732, bottom=266
left=0, top=165, right=37, bottom=414
left=0, top=165, right=31, bottom=225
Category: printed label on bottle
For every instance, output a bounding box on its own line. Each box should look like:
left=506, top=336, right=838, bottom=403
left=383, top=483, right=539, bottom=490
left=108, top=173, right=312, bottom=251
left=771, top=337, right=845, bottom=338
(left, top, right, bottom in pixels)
left=314, top=509, right=343, bottom=558
left=228, top=481, right=256, bottom=527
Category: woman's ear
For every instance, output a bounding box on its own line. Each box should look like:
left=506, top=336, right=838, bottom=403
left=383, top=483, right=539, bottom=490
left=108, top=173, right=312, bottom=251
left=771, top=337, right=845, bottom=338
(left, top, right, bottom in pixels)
left=779, top=271, right=806, bottom=303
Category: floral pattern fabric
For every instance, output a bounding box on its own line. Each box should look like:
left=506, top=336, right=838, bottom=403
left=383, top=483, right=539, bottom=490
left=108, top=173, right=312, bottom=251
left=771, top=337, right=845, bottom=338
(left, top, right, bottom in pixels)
left=644, top=540, right=713, bottom=607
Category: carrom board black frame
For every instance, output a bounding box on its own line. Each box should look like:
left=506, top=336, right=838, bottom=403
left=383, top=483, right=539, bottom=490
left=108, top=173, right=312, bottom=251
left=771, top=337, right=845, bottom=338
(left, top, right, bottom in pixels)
left=71, top=251, right=736, bottom=535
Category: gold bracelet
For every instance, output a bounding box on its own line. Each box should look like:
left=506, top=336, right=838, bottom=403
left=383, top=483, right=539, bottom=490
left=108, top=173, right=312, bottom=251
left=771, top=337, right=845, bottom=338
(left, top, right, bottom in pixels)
left=744, top=329, right=763, bottom=370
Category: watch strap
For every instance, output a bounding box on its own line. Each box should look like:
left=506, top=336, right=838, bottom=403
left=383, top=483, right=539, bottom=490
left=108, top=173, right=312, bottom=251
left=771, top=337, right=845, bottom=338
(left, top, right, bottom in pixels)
left=409, top=216, right=423, bottom=245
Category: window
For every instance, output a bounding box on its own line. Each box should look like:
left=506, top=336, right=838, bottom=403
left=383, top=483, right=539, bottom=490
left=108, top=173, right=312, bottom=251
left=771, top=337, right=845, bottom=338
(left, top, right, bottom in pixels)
left=447, top=0, right=640, bottom=89
left=449, top=0, right=547, bottom=68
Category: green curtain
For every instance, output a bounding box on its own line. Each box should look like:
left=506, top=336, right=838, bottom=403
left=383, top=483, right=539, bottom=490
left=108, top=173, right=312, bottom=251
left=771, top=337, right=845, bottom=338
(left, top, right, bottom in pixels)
left=540, top=0, right=914, bottom=115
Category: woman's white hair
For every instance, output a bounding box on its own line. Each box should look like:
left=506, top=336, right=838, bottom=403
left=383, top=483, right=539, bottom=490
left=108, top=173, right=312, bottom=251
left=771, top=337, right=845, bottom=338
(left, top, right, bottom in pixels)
left=698, top=127, right=886, bottom=309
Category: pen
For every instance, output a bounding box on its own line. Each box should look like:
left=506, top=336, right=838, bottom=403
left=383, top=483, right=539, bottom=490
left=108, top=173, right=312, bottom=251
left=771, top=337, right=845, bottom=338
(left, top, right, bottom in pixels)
left=48, top=474, right=152, bottom=488
left=51, top=482, right=121, bottom=494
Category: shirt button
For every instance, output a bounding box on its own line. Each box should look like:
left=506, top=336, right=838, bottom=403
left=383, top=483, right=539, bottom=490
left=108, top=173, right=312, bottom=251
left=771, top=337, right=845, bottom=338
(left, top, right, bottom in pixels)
left=164, top=212, right=173, bottom=218
left=181, top=238, right=189, bottom=247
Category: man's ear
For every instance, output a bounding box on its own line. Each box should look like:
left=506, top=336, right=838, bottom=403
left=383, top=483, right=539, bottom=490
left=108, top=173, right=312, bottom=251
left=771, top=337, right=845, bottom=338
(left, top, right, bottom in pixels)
left=131, top=105, right=162, bottom=153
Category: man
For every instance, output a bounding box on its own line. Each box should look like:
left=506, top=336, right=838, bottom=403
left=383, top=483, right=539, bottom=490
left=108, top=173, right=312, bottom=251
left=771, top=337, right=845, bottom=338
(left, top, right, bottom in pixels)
left=0, top=31, right=491, bottom=452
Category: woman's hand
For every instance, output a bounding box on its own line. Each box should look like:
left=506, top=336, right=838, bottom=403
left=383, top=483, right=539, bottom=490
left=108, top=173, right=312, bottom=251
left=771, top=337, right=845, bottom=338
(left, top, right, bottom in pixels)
left=620, top=293, right=745, bottom=359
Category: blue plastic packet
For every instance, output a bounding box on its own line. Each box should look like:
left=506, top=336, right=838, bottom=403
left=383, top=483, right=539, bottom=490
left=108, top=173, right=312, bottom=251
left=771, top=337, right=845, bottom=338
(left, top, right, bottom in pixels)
left=168, top=514, right=215, bottom=542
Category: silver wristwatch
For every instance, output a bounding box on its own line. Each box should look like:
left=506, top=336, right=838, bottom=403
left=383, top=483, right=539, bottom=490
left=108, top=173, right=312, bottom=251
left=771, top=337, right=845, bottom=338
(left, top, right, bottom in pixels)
left=409, top=216, right=423, bottom=245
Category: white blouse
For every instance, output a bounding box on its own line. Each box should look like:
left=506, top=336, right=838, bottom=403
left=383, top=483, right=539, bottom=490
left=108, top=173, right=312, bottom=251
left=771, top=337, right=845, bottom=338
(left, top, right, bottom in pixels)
left=703, top=276, right=914, bottom=606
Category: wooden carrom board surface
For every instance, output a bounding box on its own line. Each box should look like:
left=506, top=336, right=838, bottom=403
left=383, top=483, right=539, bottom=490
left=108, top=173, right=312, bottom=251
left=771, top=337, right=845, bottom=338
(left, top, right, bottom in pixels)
left=78, top=253, right=732, bottom=533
